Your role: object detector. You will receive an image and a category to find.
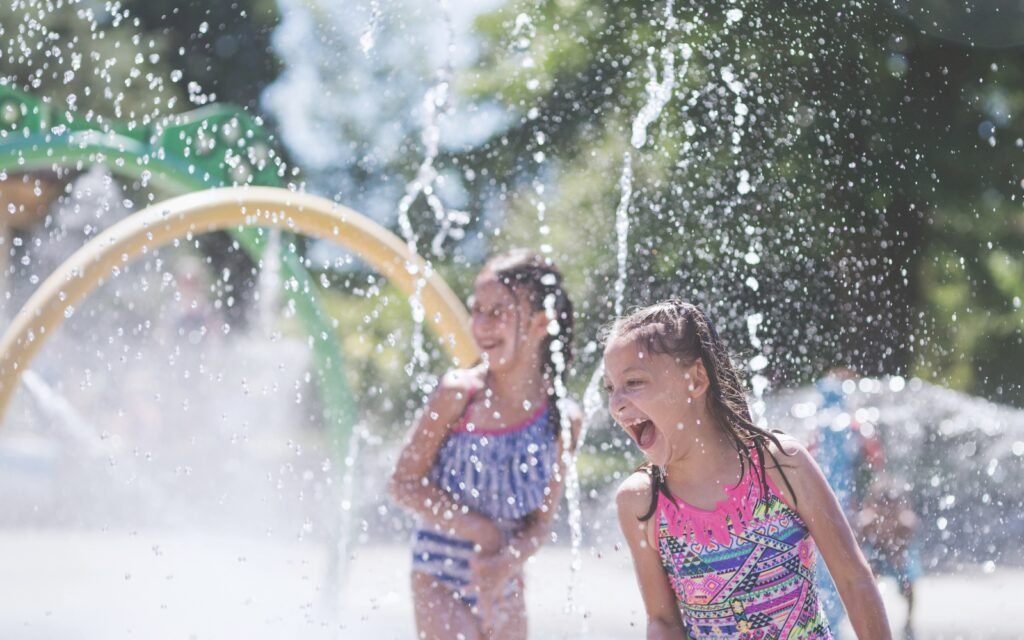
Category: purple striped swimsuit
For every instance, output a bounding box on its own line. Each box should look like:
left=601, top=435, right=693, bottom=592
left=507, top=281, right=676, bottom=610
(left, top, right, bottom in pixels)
left=411, top=400, right=557, bottom=604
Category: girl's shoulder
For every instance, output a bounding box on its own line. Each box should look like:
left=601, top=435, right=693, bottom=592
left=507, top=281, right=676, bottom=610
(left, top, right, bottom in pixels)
left=615, top=469, right=655, bottom=519
left=556, top=397, right=583, bottom=422
left=759, top=432, right=824, bottom=512
left=615, top=469, right=660, bottom=548
left=762, top=432, right=814, bottom=469
left=554, top=397, right=584, bottom=446
left=435, top=365, right=486, bottom=403
left=423, top=366, right=485, bottom=429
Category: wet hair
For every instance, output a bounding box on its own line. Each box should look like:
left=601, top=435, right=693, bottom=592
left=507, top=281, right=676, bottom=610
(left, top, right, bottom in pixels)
left=481, top=249, right=575, bottom=437
left=603, top=298, right=795, bottom=521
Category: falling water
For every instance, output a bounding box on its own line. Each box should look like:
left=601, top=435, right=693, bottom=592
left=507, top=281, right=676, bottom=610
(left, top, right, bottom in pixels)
left=611, top=154, right=633, bottom=319
left=394, top=0, right=469, bottom=380
left=256, top=228, right=283, bottom=338
left=746, top=312, right=769, bottom=427
left=630, top=0, right=677, bottom=150
left=359, top=0, right=383, bottom=56
left=581, top=359, right=608, bottom=448
left=323, top=423, right=364, bottom=606
left=542, top=289, right=587, bottom=624
left=539, top=0, right=681, bottom=618
left=510, top=11, right=553, bottom=255
left=576, top=0, right=681, bottom=627
left=19, top=369, right=181, bottom=515
left=504, top=4, right=596, bottom=620
left=21, top=371, right=108, bottom=458
left=613, top=0, right=678, bottom=318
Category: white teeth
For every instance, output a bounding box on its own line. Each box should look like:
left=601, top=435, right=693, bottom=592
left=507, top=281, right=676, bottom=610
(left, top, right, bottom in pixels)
left=625, top=419, right=653, bottom=441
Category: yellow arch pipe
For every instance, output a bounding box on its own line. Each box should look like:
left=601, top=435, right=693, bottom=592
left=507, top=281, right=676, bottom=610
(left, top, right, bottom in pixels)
left=0, top=186, right=479, bottom=419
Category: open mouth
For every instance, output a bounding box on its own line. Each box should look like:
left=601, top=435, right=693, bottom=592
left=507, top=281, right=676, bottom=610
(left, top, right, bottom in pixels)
left=627, top=419, right=657, bottom=450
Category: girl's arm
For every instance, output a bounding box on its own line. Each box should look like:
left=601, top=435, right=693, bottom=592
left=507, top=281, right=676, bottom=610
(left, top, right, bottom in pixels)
left=471, top=403, right=584, bottom=627
left=471, top=403, right=583, bottom=590
left=387, top=367, right=502, bottom=553
left=616, top=471, right=687, bottom=640
left=508, top=402, right=583, bottom=561
left=770, top=438, right=892, bottom=639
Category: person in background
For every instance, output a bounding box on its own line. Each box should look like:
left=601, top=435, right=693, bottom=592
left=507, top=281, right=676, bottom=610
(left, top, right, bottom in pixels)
left=856, top=475, right=921, bottom=640
left=812, top=368, right=920, bottom=639
left=388, top=249, right=580, bottom=639
left=811, top=368, right=884, bottom=631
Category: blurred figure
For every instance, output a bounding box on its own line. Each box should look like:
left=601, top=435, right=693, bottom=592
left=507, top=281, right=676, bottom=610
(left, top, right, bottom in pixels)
left=169, top=254, right=221, bottom=347
left=388, top=250, right=580, bottom=640
left=856, top=477, right=921, bottom=640
left=810, top=368, right=885, bottom=632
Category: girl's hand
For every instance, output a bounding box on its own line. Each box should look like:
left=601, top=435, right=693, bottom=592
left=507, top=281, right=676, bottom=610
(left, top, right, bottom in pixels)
left=470, top=549, right=517, bottom=631
left=463, top=516, right=504, bottom=556
left=470, top=548, right=514, bottom=594
left=387, top=367, right=487, bottom=531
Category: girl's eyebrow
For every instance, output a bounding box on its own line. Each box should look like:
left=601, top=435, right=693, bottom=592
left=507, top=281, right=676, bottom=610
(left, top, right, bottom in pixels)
left=603, top=365, right=647, bottom=387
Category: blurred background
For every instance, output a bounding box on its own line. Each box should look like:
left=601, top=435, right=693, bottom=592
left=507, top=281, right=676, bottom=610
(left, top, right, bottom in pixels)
left=0, top=0, right=1022, bottom=637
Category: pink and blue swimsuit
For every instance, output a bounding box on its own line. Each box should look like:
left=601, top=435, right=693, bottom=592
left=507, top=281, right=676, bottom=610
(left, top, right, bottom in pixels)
left=655, top=451, right=833, bottom=639
left=411, top=399, right=557, bottom=605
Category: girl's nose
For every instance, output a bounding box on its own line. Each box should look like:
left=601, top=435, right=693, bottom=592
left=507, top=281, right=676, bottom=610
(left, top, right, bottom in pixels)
left=609, top=392, right=626, bottom=421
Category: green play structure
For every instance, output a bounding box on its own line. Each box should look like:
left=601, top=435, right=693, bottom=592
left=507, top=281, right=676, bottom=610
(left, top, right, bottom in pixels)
left=0, top=85, right=358, bottom=456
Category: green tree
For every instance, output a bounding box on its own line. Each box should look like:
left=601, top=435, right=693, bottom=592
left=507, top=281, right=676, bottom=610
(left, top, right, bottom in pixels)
left=1, top=0, right=279, bottom=124
left=1, top=0, right=284, bottom=327
left=458, top=0, right=1024, bottom=402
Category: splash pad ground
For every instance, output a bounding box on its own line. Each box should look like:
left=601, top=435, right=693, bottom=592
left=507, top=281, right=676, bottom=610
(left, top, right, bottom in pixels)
left=0, top=530, right=1019, bottom=639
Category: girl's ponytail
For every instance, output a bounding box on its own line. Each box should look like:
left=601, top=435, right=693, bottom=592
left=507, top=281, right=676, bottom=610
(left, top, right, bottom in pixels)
left=484, top=249, right=575, bottom=438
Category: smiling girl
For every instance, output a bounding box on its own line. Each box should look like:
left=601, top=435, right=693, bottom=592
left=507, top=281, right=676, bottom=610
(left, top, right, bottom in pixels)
left=389, top=249, right=580, bottom=639
left=603, top=300, right=890, bottom=639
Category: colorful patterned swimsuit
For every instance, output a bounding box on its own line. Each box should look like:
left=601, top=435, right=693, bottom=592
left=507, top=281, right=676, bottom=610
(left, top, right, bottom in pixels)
left=655, top=451, right=833, bottom=639
left=411, top=397, right=557, bottom=606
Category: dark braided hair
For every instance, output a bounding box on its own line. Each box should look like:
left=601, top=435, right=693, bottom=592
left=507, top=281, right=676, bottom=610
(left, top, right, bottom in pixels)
left=482, top=249, right=575, bottom=437
left=604, top=299, right=795, bottom=521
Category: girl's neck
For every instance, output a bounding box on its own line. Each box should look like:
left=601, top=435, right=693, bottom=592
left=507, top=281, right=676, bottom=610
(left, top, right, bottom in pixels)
left=484, top=358, right=547, bottom=407
left=663, top=419, right=741, bottom=489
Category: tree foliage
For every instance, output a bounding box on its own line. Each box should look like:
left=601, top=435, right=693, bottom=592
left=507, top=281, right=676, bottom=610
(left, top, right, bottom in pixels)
left=458, top=0, right=1024, bottom=402
left=0, top=0, right=278, bottom=123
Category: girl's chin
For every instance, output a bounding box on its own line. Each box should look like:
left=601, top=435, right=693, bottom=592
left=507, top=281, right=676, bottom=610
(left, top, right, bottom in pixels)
left=644, top=445, right=675, bottom=469
left=482, top=353, right=510, bottom=368
left=640, top=447, right=664, bottom=466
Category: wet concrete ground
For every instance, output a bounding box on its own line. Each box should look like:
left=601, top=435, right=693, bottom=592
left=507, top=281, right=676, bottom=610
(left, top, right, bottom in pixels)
left=0, top=530, right=1019, bottom=639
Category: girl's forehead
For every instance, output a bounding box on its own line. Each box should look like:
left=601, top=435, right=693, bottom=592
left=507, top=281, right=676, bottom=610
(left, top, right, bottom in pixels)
left=471, top=276, right=518, bottom=304
left=603, top=334, right=649, bottom=363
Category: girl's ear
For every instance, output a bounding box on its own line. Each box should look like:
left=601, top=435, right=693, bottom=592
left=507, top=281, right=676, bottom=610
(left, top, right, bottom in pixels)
left=528, top=307, right=551, bottom=339
left=689, top=358, right=711, bottom=398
